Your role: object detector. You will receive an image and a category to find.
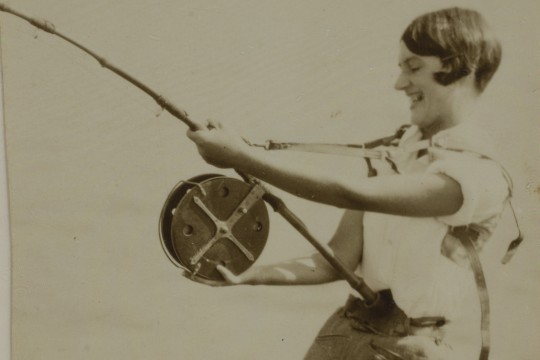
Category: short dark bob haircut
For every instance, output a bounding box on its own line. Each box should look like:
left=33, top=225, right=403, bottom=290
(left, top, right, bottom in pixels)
left=402, top=7, right=501, bottom=93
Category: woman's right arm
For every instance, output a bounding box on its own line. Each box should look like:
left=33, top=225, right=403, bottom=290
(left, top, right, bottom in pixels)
left=196, top=210, right=365, bottom=286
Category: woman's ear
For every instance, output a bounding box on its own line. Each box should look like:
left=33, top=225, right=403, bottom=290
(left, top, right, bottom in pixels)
left=434, top=56, right=472, bottom=86
left=440, top=61, right=454, bottom=74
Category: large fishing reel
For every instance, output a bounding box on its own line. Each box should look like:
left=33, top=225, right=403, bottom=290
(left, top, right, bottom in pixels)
left=159, top=174, right=270, bottom=281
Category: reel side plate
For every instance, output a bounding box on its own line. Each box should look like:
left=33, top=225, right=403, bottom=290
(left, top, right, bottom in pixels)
left=160, top=174, right=269, bottom=281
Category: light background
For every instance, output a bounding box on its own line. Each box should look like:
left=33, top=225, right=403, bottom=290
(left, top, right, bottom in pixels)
left=0, top=1, right=539, bottom=359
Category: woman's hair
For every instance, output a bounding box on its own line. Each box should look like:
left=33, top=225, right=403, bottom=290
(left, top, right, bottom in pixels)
left=401, top=7, right=501, bottom=93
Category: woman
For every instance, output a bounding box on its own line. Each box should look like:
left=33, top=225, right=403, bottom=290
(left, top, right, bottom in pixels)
left=187, top=7, right=508, bottom=360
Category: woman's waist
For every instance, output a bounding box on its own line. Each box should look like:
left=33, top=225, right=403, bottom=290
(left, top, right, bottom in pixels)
left=342, top=291, right=448, bottom=345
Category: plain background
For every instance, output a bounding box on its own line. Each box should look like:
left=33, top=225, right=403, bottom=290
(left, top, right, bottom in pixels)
left=1, top=1, right=539, bottom=359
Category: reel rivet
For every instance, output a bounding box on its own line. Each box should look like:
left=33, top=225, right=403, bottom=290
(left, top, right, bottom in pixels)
left=218, top=226, right=228, bottom=234
left=183, top=225, right=194, bottom=236
left=220, top=187, right=230, bottom=197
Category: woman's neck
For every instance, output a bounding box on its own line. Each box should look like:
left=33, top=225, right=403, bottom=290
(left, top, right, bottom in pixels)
left=421, top=99, right=479, bottom=139
left=420, top=120, right=446, bottom=139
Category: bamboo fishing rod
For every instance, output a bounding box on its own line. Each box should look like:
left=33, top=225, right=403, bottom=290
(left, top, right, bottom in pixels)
left=0, top=3, right=381, bottom=304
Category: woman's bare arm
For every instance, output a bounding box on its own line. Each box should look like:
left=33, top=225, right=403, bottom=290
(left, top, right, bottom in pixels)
left=187, top=122, right=463, bottom=217
left=193, top=210, right=364, bottom=286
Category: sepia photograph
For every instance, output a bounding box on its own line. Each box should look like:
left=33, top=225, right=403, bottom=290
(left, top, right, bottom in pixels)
left=1, top=1, right=539, bottom=359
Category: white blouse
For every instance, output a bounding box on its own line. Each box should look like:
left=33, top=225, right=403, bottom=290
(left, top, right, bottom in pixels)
left=358, top=123, right=510, bottom=319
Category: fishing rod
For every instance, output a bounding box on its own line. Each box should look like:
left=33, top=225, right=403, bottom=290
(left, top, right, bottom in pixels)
left=0, top=3, right=383, bottom=305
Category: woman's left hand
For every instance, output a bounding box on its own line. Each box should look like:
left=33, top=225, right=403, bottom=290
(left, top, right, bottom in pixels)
left=182, top=264, right=251, bottom=287
left=186, top=119, right=250, bottom=169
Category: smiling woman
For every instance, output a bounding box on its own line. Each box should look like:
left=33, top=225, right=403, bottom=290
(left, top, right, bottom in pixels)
left=1, top=1, right=538, bottom=360
left=187, top=7, right=512, bottom=360
left=396, top=7, right=502, bottom=137
left=402, top=9, right=501, bottom=89
left=394, top=41, right=480, bottom=136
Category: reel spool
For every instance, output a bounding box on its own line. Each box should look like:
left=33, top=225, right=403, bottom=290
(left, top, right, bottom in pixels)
left=159, top=174, right=270, bottom=281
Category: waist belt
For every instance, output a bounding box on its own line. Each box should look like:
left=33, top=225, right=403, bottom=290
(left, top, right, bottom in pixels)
left=343, top=290, right=447, bottom=338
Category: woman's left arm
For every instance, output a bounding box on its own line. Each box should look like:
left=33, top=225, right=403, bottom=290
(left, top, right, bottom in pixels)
left=187, top=121, right=463, bottom=217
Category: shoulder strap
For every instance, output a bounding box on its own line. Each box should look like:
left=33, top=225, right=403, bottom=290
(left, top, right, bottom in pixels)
left=433, top=146, right=523, bottom=264
left=365, top=124, right=411, bottom=177
left=450, top=226, right=490, bottom=360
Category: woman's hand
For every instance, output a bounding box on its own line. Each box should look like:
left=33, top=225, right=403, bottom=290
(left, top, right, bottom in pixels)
left=182, top=265, right=252, bottom=287
left=186, top=119, right=250, bottom=169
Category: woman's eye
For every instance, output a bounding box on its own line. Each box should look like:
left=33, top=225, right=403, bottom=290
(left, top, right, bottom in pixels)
left=409, top=67, right=420, bottom=73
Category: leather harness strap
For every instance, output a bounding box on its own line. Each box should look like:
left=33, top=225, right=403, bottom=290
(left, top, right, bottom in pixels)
left=451, top=226, right=490, bottom=360
left=256, top=126, right=521, bottom=360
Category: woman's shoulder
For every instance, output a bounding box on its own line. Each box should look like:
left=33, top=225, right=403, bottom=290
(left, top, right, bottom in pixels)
left=426, top=124, right=510, bottom=226
left=432, top=122, right=499, bottom=160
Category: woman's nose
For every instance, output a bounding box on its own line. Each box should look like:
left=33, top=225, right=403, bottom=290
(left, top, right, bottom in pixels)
left=394, top=71, right=410, bottom=90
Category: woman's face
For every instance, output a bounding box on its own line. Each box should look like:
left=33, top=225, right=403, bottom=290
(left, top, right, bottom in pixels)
left=394, top=41, right=457, bottom=131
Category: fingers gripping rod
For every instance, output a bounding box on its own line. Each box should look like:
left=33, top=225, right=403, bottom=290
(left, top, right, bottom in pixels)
left=0, top=4, right=379, bottom=305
